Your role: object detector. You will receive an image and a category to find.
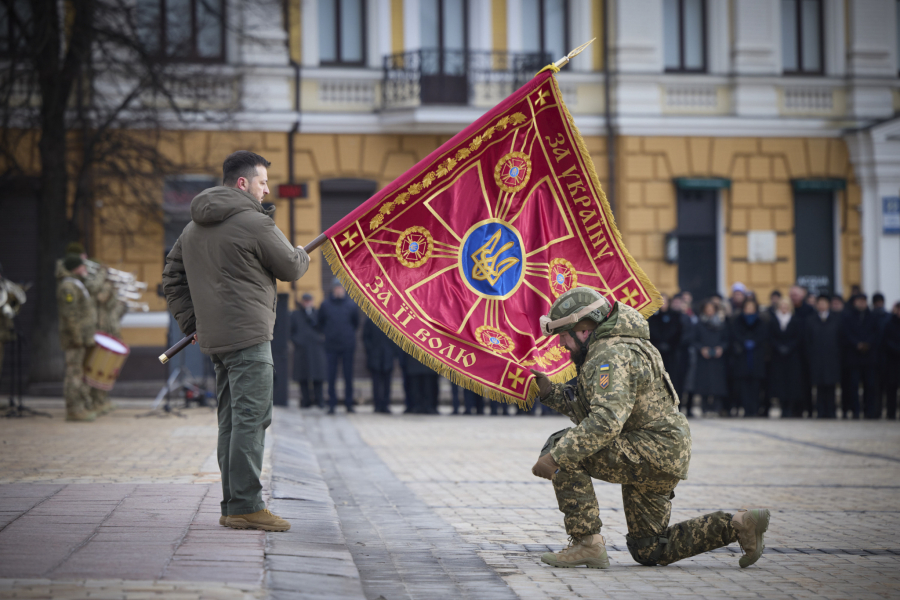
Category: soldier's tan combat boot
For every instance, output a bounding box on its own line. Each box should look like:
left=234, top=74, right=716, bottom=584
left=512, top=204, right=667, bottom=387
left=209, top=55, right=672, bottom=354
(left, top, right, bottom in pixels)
left=95, top=400, right=115, bottom=415
left=219, top=516, right=227, bottom=526
left=732, top=508, right=770, bottom=568
left=226, top=508, right=291, bottom=532
left=66, top=409, right=96, bottom=422
left=541, top=534, right=610, bottom=569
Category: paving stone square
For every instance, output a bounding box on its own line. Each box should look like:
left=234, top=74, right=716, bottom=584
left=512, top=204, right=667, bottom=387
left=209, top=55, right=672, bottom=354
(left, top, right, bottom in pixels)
left=346, top=412, right=900, bottom=599
left=1, top=398, right=898, bottom=599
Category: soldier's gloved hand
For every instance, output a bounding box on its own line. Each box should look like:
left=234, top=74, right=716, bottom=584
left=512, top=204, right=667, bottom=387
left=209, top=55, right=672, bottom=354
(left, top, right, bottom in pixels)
left=530, top=369, right=552, bottom=399
left=532, top=453, right=559, bottom=480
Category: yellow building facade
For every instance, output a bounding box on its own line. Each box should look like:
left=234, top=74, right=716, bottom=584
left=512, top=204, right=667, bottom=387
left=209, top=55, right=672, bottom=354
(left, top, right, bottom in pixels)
left=37, top=0, right=898, bottom=359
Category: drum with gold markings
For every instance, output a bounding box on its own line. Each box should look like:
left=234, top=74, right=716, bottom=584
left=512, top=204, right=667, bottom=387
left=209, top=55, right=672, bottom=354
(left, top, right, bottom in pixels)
left=84, top=333, right=130, bottom=391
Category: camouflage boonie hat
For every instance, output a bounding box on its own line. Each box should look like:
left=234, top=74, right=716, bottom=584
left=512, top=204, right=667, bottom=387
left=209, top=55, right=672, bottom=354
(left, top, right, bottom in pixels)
left=540, top=287, right=611, bottom=336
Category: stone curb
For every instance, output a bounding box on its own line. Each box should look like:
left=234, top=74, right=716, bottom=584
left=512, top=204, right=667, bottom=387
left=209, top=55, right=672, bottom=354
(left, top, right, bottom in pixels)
left=265, top=408, right=366, bottom=600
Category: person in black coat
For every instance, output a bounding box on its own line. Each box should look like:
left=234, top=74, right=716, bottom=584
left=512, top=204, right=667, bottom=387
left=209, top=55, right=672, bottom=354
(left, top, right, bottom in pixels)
left=670, top=294, right=695, bottom=412
left=405, top=355, right=438, bottom=414
left=318, top=281, right=360, bottom=414
left=767, top=298, right=804, bottom=418
left=363, top=319, right=395, bottom=414
left=690, top=300, right=729, bottom=416
left=648, top=294, right=683, bottom=380
left=729, top=298, right=768, bottom=417
left=880, top=302, right=900, bottom=420
left=290, top=293, right=327, bottom=408
left=789, top=285, right=815, bottom=416
left=841, top=294, right=880, bottom=419
left=805, top=294, right=841, bottom=418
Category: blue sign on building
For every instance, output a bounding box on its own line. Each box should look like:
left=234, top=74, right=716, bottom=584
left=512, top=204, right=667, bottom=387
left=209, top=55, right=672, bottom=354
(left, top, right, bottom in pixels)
left=884, top=197, right=900, bottom=234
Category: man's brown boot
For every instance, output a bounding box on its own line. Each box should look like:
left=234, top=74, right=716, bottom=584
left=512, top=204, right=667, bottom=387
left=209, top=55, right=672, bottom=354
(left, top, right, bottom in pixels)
left=732, top=508, right=770, bottom=568
left=226, top=509, right=291, bottom=532
left=541, top=534, right=610, bottom=569
left=219, top=516, right=227, bottom=526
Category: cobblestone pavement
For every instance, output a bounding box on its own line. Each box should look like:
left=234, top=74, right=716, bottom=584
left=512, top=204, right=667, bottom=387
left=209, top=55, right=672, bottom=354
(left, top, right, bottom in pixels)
left=0, top=401, right=268, bottom=600
left=348, top=412, right=900, bottom=599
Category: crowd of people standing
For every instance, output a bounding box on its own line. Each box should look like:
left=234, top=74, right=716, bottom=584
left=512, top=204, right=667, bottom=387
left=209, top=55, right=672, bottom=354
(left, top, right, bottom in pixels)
left=292, top=279, right=899, bottom=420
left=649, top=283, right=900, bottom=419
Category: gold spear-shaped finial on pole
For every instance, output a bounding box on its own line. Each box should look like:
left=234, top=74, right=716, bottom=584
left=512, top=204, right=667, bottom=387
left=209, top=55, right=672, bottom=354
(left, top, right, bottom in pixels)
left=538, top=38, right=597, bottom=75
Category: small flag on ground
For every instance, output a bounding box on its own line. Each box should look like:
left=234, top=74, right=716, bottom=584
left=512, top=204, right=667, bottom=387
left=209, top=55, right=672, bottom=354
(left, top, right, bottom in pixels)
left=322, top=69, right=660, bottom=408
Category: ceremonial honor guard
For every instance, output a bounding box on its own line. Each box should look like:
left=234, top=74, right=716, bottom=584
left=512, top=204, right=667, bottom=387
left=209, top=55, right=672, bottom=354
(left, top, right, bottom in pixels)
left=530, top=288, right=770, bottom=569
left=56, top=255, right=97, bottom=422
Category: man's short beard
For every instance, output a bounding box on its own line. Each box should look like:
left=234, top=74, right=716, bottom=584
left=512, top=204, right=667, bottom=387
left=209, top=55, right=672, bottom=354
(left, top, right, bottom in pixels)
left=568, top=342, right=588, bottom=367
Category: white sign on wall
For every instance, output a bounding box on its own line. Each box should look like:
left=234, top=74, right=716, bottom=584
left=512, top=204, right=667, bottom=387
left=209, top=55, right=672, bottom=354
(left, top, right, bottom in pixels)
left=747, top=230, right=777, bottom=263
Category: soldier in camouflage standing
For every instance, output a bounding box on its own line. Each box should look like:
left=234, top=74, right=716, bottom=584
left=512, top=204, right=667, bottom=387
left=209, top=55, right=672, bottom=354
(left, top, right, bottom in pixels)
left=89, top=270, right=125, bottom=415
left=530, top=287, right=770, bottom=569
left=63, top=242, right=120, bottom=415
left=57, top=255, right=97, bottom=422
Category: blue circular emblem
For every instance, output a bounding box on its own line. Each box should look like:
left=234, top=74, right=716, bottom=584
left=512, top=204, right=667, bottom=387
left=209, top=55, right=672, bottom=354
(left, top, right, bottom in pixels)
left=489, top=336, right=499, bottom=345
left=556, top=273, right=565, bottom=285
left=408, top=241, right=419, bottom=252
left=461, top=221, right=524, bottom=298
left=509, top=166, right=519, bottom=178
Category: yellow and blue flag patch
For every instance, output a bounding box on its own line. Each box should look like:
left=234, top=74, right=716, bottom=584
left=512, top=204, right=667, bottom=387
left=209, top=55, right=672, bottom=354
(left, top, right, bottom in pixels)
left=599, top=363, right=610, bottom=389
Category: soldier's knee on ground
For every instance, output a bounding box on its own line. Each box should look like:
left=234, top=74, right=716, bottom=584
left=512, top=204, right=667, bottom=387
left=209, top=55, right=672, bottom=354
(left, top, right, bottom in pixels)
left=626, top=532, right=668, bottom=566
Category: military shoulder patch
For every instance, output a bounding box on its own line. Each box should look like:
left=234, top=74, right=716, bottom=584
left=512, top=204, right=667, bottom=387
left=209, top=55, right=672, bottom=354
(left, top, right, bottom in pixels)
left=599, top=373, right=610, bottom=389
left=599, top=364, right=610, bottom=371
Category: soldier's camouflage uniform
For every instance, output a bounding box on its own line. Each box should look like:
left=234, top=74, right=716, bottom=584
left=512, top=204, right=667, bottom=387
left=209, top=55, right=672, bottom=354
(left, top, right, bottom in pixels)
left=88, top=271, right=126, bottom=411
left=56, top=264, right=98, bottom=418
left=541, top=301, right=739, bottom=566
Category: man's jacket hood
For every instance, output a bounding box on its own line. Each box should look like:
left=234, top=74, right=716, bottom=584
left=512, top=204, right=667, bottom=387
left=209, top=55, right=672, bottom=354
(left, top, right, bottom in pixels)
left=591, top=301, right=651, bottom=343
left=190, top=186, right=272, bottom=225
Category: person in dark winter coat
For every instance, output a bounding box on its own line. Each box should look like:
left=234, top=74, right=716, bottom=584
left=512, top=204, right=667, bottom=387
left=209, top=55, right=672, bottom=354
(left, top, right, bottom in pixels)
left=648, top=294, right=683, bottom=379
left=690, top=300, right=729, bottom=416
left=841, top=294, right=880, bottom=419
left=789, top=285, right=815, bottom=416
left=670, top=294, right=695, bottom=411
left=768, top=298, right=804, bottom=418
left=290, top=293, right=327, bottom=408
left=363, top=319, right=395, bottom=413
left=729, top=298, right=768, bottom=417
left=805, top=294, right=841, bottom=418
left=405, top=356, right=438, bottom=414
left=880, top=302, right=900, bottom=420
left=318, top=282, right=360, bottom=414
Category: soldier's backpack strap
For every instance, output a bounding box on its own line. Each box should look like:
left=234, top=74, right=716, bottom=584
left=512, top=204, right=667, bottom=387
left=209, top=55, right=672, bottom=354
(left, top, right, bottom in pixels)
left=625, top=532, right=669, bottom=566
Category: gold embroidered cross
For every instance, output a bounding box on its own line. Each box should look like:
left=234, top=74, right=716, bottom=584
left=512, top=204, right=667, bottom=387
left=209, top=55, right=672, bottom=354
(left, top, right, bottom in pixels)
left=620, top=287, right=639, bottom=306
left=340, top=230, right=359, bottom=248
left=535, top=89, right=549, bottom=106
left=507, top=368, right=525, bottom=390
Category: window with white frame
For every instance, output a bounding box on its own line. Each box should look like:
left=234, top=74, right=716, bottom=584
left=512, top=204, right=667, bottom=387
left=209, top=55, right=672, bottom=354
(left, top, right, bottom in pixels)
left=318, top=0, right=365, bottom=66
left=781, top=0, right=823, bottom=74
left=663, top=0, right=706, bottom=72
left=521, top=0, right=567, bottom=60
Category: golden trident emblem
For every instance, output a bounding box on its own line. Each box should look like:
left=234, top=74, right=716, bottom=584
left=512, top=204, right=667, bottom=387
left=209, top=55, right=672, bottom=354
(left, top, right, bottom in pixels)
left=470, top=229, right=520, bottom=286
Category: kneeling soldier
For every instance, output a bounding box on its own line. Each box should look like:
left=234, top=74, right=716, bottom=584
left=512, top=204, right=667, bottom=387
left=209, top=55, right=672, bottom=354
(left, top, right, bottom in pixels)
left=531, top=288, right=769, bottom=569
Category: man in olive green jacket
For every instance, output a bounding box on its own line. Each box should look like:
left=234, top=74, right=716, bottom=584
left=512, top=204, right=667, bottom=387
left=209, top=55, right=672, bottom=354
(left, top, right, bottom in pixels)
left=163, top=151, right=309, bottom=532
left=531, top=288, right=770, bottom=569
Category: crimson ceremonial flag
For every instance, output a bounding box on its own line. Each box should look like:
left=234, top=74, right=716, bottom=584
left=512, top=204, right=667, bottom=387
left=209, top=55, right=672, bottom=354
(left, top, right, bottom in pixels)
left=322, top=70, right=661, bottom=407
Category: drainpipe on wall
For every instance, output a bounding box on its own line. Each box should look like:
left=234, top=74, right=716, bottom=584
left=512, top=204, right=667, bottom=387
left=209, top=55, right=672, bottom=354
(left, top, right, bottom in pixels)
left=603, top=0, right=615, bottom=215
left=287, top=58, right=301, bottom=290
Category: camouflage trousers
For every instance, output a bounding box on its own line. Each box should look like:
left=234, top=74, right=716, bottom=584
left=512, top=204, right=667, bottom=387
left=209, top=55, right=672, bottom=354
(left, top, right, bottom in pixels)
left=545, top=432, right=738, bottom=566
left=63, top=348, right=94, bottom=415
